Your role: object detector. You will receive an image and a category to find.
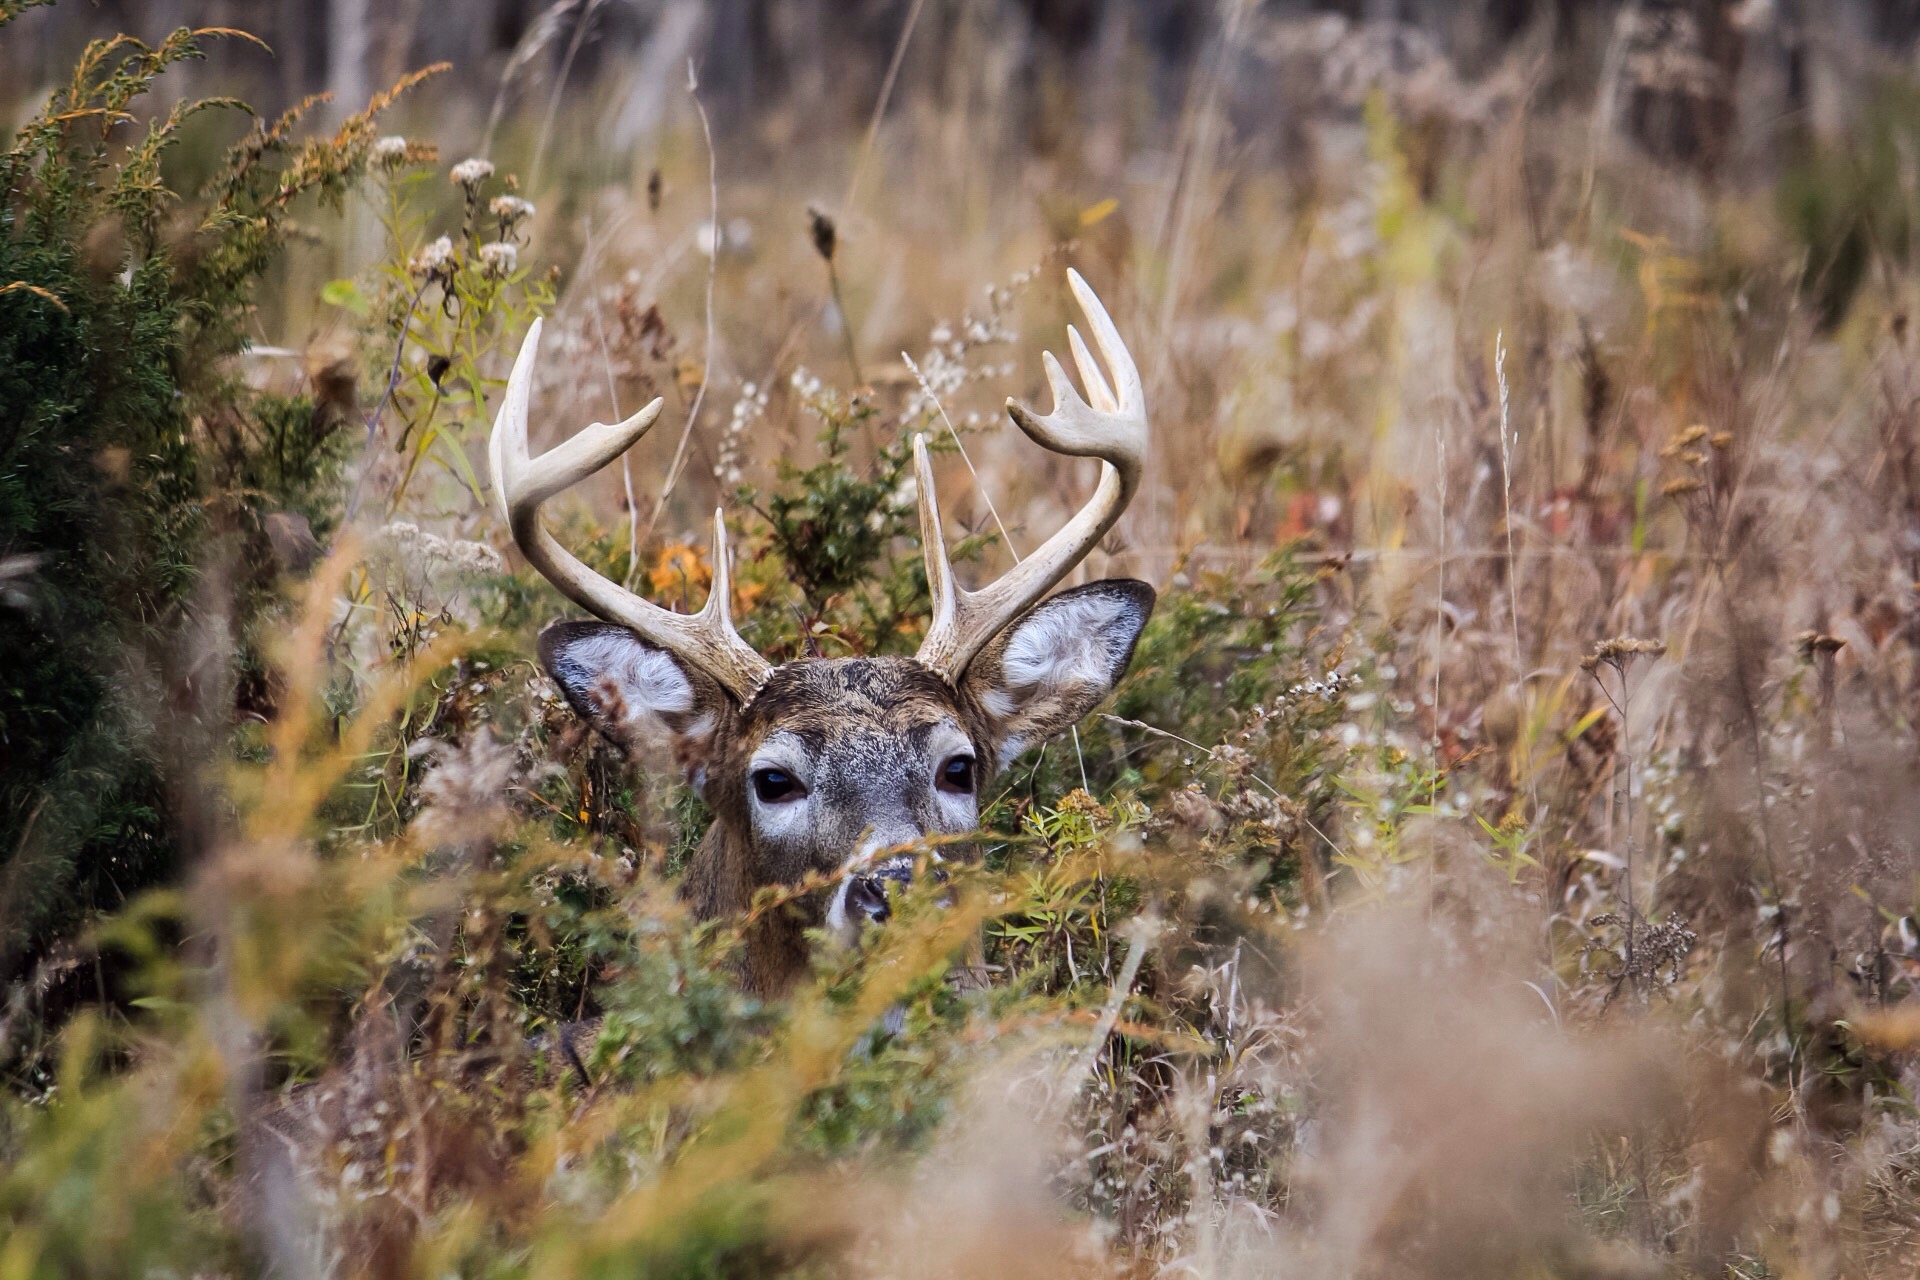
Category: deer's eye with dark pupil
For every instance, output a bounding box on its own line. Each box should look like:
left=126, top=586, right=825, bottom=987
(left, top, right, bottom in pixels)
left=752, top=768, right=804, bottom=803
left=938, top=756, right=976, bottom=795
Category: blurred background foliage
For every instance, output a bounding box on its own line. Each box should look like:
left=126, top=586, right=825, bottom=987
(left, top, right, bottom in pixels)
left=6, top=0, right=1920, bottom=1276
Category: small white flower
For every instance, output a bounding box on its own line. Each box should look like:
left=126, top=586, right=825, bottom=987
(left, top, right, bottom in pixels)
left=450, top=157, right=495, bottom=188
left=477, top=241, right=518, bottom=276
left=407, top=235, right=454, bottom=276
left=370, top=135, right=408, bottom=169
left=489, top=194, right=535, bottom=223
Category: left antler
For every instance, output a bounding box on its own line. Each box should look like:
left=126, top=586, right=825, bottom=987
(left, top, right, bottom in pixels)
left=489, top=319, right=774, bottom=703
left=913, top=269, right=1148, bottom=681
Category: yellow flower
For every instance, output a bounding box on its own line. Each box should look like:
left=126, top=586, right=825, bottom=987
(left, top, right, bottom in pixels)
left=648, top=543, right=711, bottom=600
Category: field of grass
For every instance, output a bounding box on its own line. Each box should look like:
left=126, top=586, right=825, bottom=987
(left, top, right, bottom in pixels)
left=5, top=2, right=1920, bottom=1276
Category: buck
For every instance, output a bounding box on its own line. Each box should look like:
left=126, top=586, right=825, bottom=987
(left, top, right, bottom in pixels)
left=490, top=270, right=1152, bottom=995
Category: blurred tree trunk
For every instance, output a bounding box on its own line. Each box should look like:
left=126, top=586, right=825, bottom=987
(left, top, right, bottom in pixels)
left=329, top=0, right=372, bottom=123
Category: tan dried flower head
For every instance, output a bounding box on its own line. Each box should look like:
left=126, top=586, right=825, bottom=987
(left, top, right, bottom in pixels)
left=489, top=194, right=535, bottom=224
left=1581, top=635, right=1667, bottom=675
left=1793, top=630, right=1846, bottom=661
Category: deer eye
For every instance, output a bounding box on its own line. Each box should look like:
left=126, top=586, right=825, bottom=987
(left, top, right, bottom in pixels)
left=751, top=768, right=806, bottom=804
left=937, top=755, right=976, bottom=795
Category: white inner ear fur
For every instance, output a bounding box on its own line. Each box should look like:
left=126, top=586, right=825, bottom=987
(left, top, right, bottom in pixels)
left=548, top=630, right=704, bottom=766
left=986, top=590, right=1136, bottom=760
left=1002, top=590, right=1133, bottom=697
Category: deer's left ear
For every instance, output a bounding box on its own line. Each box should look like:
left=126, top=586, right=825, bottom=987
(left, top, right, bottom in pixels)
left=961, top=579, right=1154, bottom=768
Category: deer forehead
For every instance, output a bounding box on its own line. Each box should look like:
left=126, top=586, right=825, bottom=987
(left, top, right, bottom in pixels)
left=733, top=657, right=976, bottom=756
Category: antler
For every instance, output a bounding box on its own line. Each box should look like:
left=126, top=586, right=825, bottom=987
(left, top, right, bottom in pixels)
left=913, top=269, right=1148, bottom=681
left=489, top=318, right=774, bottom=702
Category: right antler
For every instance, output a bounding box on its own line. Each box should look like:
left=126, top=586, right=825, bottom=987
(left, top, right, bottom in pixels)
left=913, top=269, right=1148, bottom=681
left=489, top=319, right=774, bottom=703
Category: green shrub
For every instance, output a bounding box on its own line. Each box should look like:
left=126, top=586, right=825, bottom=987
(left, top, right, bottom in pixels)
left=0, top=13, right=435, bottom=978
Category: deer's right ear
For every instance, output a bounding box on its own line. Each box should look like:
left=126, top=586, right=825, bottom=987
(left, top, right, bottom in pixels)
left=961, top=579, right=1154, bottom=769
left=539, top=621, right=730, bottom=792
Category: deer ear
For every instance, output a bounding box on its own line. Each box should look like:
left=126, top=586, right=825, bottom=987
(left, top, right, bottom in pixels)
left=539, top=621, right=730, bottom=792
left=962, top=579, right=1154, bottom=768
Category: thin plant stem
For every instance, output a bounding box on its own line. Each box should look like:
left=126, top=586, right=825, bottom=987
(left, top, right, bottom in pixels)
left=580, top=214, right=639, bottom=588
left=343, top=275, right=432, bottom=527
left=826, top=259, right=864, bottom=387
left=531, top=0, right=604, bottom=193
left=843, top=0, right=928, bottom=219
left=904, top=351, right=1083, bottom=787
left=1495, top=331, right=1537, bottom=818
left=644, top=58, right=719, bottom=549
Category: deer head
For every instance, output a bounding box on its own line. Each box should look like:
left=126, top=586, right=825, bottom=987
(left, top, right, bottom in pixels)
left=492, top=271, right=1153, bottom=992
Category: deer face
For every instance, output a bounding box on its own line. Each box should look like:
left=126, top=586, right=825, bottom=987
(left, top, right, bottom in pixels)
left=541, top=578, right=1153, bottom=938
left=494, top=270, right=1153, bottom=988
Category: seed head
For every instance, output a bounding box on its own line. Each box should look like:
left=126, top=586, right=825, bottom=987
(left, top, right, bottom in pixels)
left=407, top=235, right=455, bottom=277
left=1660, top=424, right=1710, bottom=458
left=1581, top=635, right=1667, bottom=676
left=489, top=195, right=535, bottom=224
left=477, top=241, right=519, bottom=277
left=370, top=136, right=409, bottom=170
left=450, top=157, right=495, bottom=189
left=808, top=205, right=837, bottom=262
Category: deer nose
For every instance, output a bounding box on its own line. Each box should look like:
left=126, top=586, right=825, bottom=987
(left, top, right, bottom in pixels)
left=846, top=854, right=915, bottom=925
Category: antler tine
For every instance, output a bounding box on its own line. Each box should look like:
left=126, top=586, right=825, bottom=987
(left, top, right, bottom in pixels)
left=490, top=320, right=773, bottom=703
left=914, top=269, right=1148, bottom=680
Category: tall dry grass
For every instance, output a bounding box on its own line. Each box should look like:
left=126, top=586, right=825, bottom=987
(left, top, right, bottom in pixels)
left=7, top=4, right=1920, bottom=1277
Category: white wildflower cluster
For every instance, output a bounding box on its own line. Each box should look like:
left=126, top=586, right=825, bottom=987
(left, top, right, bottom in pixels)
left=788, top=365, right=846, bottom=423
left=378, top=522, right=505, bottom=578
left=407, top=235, right=455, bottom=277
left=450, top=157, right=495, bottom=188
left=477, top=241, right=519, bottom=277
left=369, top=135, right=408, bottom=170
left=902, top=266, right=1036, bottom=421
left=489, top=194, right=535, bottom=224
left=713, top=380, right=769, bottom=487
left=1271, top=669, right=1362, bottom=706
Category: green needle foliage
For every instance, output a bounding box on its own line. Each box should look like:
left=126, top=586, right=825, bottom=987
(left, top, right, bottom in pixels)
left=0, top=11, right=437, bottom=981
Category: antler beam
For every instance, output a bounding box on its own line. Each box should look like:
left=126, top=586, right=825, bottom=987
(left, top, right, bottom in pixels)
left=914, top=269, right=1148, bottom=680
left=490, top=319, right=773, bottom=702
